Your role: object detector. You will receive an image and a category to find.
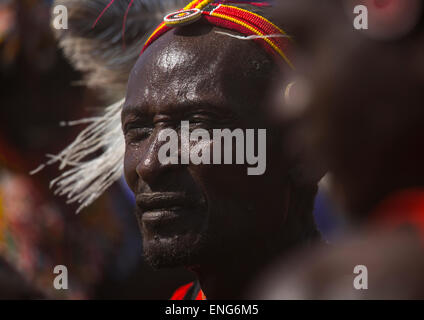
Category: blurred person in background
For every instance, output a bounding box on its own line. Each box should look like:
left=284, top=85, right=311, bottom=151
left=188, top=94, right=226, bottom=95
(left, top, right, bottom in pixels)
left=250, top=0, right=424, bottom=299
left=0, top=0, right=128, bottom=299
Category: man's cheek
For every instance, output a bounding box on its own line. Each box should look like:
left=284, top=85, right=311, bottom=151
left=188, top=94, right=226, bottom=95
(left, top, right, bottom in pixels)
left=192, top=163, right=247, bottom=194
left=123, top=148, right=140, bottom=193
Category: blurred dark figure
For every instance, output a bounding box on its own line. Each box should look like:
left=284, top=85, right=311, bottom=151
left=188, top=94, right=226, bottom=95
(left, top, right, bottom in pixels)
left=249, top=0, right=424, bottom=299
left=0, top=256, right=44, bottom=299
left=0, top=0, right=127, bottom=299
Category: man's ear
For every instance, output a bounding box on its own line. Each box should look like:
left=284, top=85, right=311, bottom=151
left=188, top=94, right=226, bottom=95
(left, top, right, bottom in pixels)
left=51, top=0, right=186, bottom=100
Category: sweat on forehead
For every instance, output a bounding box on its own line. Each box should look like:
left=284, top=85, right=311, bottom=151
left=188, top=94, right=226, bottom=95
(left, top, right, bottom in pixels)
left=125, top=22, right=278, bottom=115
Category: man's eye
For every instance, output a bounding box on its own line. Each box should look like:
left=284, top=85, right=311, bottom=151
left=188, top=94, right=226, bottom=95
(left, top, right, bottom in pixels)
left=125, top=127, right=153, bottom=143
left=189, top=116, right=213, bottom=128
left=189, top=121, right=207, bottom=128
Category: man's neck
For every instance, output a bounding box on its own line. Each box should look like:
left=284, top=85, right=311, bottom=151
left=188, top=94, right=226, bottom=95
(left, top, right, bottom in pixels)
left=187, top=233, right=303, bottom=300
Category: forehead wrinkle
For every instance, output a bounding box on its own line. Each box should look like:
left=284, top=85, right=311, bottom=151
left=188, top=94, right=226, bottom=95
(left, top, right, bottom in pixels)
left=143, top=37, right=225, bottom=113
left=147, top=26, right=231, bottom=76
left=155, top=44, right=197, bottom=73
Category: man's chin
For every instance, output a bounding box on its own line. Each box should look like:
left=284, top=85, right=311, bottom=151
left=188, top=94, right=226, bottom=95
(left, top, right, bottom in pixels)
left=142, top=232, right=206, bottom=269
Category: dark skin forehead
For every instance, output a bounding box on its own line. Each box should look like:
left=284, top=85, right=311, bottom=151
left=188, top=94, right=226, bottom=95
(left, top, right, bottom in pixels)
left=123, top=22, right=280, bottom=127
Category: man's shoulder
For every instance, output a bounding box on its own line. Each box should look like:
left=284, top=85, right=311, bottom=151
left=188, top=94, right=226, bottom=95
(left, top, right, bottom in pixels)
left=170, top=281, right=204, bottom=300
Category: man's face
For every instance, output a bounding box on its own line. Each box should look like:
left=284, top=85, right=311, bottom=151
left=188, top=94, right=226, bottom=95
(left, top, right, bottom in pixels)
left=122, top=23, right=290, bottom=269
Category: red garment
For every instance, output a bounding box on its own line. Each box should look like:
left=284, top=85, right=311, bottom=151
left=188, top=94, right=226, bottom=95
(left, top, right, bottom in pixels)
left=372, top=189, right=424, bottom=243
left=170, top=281, right=206, bottom=300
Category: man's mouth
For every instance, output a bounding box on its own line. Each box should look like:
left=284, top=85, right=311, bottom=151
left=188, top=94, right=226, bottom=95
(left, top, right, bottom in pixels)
left=136, top=192, right=197, bottom=211
left=135, top=192, right=206, bottom=233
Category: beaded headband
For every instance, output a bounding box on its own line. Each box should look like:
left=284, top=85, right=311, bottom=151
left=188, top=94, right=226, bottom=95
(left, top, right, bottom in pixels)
left=143, top=0, right=294, bottom=69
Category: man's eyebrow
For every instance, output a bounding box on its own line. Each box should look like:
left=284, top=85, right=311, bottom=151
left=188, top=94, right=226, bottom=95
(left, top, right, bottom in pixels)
left=177, top=101, right=237, bottom=118
left=121, top=104, right=147, bottom=119
left=121, top=101, right=239, bottom=120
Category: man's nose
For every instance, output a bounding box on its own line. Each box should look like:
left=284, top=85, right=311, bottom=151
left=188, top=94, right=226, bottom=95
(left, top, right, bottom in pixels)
left=135, top=129, right=176, bottom=185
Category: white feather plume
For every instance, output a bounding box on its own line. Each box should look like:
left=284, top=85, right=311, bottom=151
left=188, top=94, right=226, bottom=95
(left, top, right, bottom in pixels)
left=31, top=98, right=125, bottom=213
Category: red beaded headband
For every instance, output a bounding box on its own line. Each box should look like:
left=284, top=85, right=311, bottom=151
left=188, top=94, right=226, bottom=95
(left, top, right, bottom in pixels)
left=142, top=0, right=294, bottom=69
